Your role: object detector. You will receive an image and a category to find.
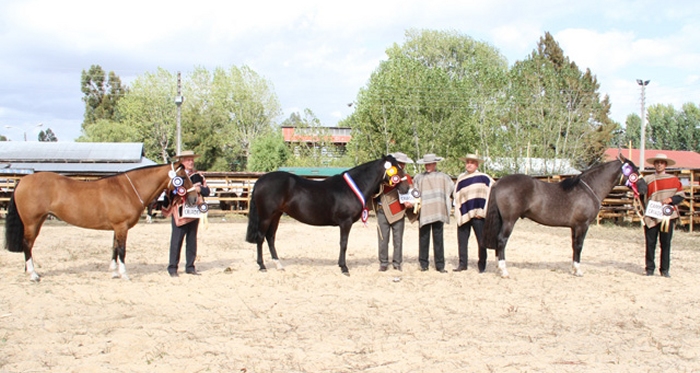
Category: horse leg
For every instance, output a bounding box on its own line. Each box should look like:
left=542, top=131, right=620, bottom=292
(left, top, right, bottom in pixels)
left=496, top=220, right=516, bottom=278
left=23, top=237, right=40, bottom=282
left=256, top=240, right=267, bottom=272
left=23, top=221, right=46, bottom=282
left=337, top=222, right=352, bottom=276
left=266, top=216, right=284, bottom=270
left=110, top=229, right=130, bottom=280
left=570, top=226, right=589, bottom=277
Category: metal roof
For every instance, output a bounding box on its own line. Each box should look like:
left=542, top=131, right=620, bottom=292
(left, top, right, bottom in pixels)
left=0, top=142, right=156, bottom=174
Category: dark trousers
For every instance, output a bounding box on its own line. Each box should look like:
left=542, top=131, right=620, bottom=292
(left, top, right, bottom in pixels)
left=377, top=210, right=405, bottom=267
left=168, top=218, right=200, bottom=274
left=645, top=222, right=674, bottom=274
left=419, top=221, right=445, bottom=270
left=457, top=218, right=487, bottom=272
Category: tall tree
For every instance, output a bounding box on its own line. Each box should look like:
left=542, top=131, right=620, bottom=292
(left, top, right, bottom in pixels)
left=347, top=29, right=508, bottom=176
left=507, top=32, right=615, bottom=172
left=80, top=65, right=127, bottom=129
left=107, top=68, right=177, bottom=162
left=622, top=113, right=642, bottom=148
left=211, top=65, right=281, bottom=170
left=679, top=103, right=700, bottom=152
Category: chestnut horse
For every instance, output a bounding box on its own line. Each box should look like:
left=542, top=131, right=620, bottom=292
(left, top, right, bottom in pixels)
left=4, top=162, right=198, bottom=281
left=245, top=155, right=410, bottom=275
left=483, top=155, right=642, bottom=278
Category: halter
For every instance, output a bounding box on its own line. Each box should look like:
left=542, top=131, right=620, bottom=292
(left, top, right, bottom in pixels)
left=579, top=178, right=601, bottom=209
left=124, top=173, right=145, bottom=207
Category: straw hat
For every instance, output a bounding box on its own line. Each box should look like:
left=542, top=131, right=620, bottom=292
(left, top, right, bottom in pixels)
left=415, top=153, right=444, bottom=164
left=459, top=153, right=484, bottom=164
left=173, top=150, right=201, bottom=160
left=390, top=152, right=414, bottom=164
left=646, top=153, right=676, bottom=166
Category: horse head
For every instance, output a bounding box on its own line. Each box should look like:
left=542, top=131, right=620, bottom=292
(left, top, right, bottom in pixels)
left=168, top=161, right=199, bottom=206
left=384, top=154, right=410, bottom=194
left=617, top=155, right=643, bottom=197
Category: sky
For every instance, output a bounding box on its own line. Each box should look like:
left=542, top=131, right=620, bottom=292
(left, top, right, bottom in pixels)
left=1, top=0, right=699, bottom=142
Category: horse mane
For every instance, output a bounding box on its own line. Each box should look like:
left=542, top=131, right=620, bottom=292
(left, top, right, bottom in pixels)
left=560, top=175, right=581, bottom=191
left=559, top=160, right=620, bottom=192
left=97, top=162, right=174, bottom=181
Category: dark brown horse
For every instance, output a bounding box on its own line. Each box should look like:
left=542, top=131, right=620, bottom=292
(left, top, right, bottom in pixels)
left=245, top=155, right=409, bottom=275
left=483, top=155, right=641, bottom=277
left=4, top=163, right=198, bottom=281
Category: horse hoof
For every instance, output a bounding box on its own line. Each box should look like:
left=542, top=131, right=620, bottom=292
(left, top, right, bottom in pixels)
left=259, top=268, right=267, bottom=273
left=342, top=271, right=350, bottom=277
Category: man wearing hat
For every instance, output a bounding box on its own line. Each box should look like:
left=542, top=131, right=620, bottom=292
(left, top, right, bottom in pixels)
left=413, top=153, right=454, bottom=273
left=164, top=150, right=210, bottom=277
left=373, top=152, right=414, bottom=272
left=453, top=153, right=494, bottom=273
left=638, top=153, right=684, bottom=277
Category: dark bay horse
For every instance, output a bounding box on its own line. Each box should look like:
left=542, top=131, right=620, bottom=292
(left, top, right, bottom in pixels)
left=245, top=155, right=409, bottom=275
left=4, top=163, right=198, bottom=281
left=483, top=155, right=641, bottom=278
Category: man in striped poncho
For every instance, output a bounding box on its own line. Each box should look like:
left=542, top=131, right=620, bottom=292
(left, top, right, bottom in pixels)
left=453, top=154, right=494, bottom=273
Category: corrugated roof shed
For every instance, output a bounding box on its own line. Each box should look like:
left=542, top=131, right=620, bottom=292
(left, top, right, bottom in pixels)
left=0, top=142, right=156, bottom=174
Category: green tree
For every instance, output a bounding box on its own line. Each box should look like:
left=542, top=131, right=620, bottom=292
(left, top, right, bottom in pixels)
left=679, top=103, right=700, bottom=152
left=647, top=104, right=680, bottom=150
left=38, top=128, right=58, bottom=142
left=347, top=29, right=508, bottom=176
left=78, top=119, right=140, bottom=143
left=622, top=113, right=642, bottom=148
left=507, top=32, right=615, bottom=172
left=248, top=129, right=289, bottom=171
left=109, top=68, right=177, bottom=163
left=81, top=65, right=127, bottom=129
left=204, top=65, right=282, bottom=170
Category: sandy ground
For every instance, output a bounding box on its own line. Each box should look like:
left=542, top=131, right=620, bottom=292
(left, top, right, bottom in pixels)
left=1, top=214, right=699, bottom=373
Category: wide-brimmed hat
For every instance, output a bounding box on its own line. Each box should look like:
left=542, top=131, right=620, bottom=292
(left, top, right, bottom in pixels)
left=416, top=153, right=444, bottom=165
left=646, top=153, right=676, bottom=166
left=173, top=150, right=201, bottom=160
left=459, top=153, right=484, bottom=164
left=390, top=152, right=414, bottom=164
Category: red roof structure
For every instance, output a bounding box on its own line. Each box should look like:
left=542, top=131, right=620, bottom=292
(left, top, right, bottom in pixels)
left=604, top=148, right=700, bottom=170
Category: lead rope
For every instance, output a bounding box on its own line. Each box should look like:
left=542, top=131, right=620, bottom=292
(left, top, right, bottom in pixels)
left=124, top=173, right=145, bottom=207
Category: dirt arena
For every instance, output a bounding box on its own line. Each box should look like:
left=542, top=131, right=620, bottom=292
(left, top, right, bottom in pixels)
left=1, top=215, right=699, bottom=372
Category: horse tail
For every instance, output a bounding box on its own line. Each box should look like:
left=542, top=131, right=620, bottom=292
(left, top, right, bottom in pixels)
left=5, top=194, right=26, bottom=253
left=483, top=191, right=502, bottom=249
left=245, top=192, right=260, bottom=243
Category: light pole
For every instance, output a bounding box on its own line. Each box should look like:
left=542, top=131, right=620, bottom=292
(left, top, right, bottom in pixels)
left=636, top=79, right=650, bottom=170
left=175, top=71, right=184, bottom=155
left=4, top=123, right=43, bottom=141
